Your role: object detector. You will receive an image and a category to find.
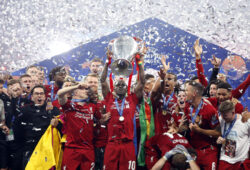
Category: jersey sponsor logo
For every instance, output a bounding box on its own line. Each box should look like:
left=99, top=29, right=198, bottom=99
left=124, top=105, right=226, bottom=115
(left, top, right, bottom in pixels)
left=110, top=100, right=130, bottom=110
left=172, top=139, right=188, bottom=144
left=75, top=111, right=93, bottom=122
left=211, top=115, right=218, bottom=125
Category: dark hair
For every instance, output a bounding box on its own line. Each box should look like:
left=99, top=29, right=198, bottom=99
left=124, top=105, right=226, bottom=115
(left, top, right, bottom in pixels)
left=7, top=75, right=13, bottom=80
left=49, top=66, right=64, bottom=81
left=210, top=79, right=223, bottom=86
left=217, top=82, right=232, bottom=91
left=171, top=153, right=189, bottom=169
left=167, top=72, right=177, bottom=81
left=191, top=76, right=199, bottom=81
left=144, top=74, right=155, bottom=81
left=219, top=100, right=234, bottom=114
left=173, top=82, right=183, bottom=94
left=91, top=57, right=104, bottom=65
left=188, top=81, right=204, bottom=97
left=31, top=85, right=46, bottom=95
left=19, top=74, right=31, bottom=80
left=7, top=79, right=21, bottom=87
left=0, top=79, right=4, bottom=85
left=175, top=88, right=185, bottom=96
left=170, top=147, right=197, bottom=170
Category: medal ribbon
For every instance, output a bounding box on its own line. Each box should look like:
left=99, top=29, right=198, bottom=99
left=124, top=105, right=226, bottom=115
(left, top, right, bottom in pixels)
left=115, top=98, right=126, bottom=117
left=162, top=92, right=174, bottom=110
left=50, top=81, right=57, bottom=102
left=127, top=59, right=135, bottom=95
left=189, top=99, right=203, bottom=124
left=71, top=99, right=89, bottom=103
left=222, top=114, right=237, bottom=138
left=133, top=114, right=137, bottom=156
left=70, top=99, right=89, bottom=110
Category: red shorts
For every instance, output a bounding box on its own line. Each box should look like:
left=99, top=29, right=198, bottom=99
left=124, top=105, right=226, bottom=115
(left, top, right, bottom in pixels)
left=103, top=141, right=136, bottom=170
left=196, top=145, right=218, bottom=170
left=218, top=160, right=243, bottom=170
left=219, top=159, right=250, bottom=170
left=61, top=147, right=95, bottom=170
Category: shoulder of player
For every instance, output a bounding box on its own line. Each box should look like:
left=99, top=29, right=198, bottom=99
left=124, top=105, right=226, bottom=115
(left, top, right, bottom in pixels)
left=19, top=103, right=34, bottom=111
left=162, top=132, right=183, bottom=138
left=206, top=97, right=217, bottom=104
left=44, top=84, right=50, bottom=90
left=103, top=91, right=112, bottom=101
left=173, top=94, right=178, bottom=100
left=201, top=100, right=217, bottom=113
left=235, top=101, right=244, bottom=110
left=130, top=92, right=139, bottom=99
left=51, top=106, right=61, bottom=114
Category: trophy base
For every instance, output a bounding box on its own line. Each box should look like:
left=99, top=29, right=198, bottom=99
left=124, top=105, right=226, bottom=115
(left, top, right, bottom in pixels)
left=111, top=59, right=133, bottom=77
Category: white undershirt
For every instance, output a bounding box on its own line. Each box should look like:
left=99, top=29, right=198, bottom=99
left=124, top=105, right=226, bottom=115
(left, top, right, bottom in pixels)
left=219, top=115, right=250, bottom=164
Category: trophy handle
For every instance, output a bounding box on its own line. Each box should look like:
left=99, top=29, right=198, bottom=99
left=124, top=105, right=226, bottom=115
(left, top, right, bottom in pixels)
left=133, top=37, right=146, bottom=55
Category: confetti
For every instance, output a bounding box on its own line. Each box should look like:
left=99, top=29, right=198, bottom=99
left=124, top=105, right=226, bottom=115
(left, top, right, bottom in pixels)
left=0, top=0, right=249, bottom=73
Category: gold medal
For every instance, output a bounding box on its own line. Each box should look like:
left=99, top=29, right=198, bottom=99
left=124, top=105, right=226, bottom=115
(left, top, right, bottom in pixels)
left=162, top=110, right=167, bottom=116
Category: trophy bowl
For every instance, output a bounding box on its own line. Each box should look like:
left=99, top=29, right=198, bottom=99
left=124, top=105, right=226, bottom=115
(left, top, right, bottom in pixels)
left=109, top=36, right=139, bottom=77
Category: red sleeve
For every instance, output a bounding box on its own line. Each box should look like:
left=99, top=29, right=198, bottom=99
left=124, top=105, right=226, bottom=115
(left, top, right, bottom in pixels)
left=235, top=103, right=244, bottom=114
left=232, top=73, right=250, bottom=99
left=52, top=100, right=61, bottom=108
left=61, top=100, right=72, bottom=112
left=206, top=105, right=219, bottom=129
left=196, top=58, right=208, bottom=87
left=207, top=97, right=218, bottom=110
left=93, top=102, right=102, bottom=120
left=145, top=136, right=160, bottom=169
left=103, top=92, right=112, bottom=112
left=184, top=103, right=191, bottom=120
left=131, top=93, right=139, bottom=105
left=44, top=85, right=51, bottom=98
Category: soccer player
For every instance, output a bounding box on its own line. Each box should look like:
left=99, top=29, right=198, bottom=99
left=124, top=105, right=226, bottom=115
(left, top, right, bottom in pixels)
left=216, top=100, right=250, bottom=170
left=151, top=68, right=178, bottom=135
left=184, top=81, right=221, bottom=170
left=57, top=82, right=102, bottom=170
left=208, top=82, right=244, bottom=114
left=100, top=51, right=145, bottom=170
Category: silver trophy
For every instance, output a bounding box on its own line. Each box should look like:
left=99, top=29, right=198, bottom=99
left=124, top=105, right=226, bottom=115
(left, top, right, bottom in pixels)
left=109, top=36, right=144, bottom=77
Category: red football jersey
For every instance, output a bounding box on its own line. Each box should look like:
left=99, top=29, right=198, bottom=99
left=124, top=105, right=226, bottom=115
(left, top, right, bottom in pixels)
left=44, top=84, right=59, bottom=100
left=207, top=97, right=244, bottom=114
left=172, top=110, right=185, bottom=127
left=145, top=133, right=191, bottom=170
left=94, top=123, right=108, bottom=148
left=104, top=92, right=139, bottom=142
left=152, top=94, right=178, bottom=135
left=184, top=99, right=219, bottom=149
left=61, top=100, right=101, bottom=149
left=52, top=99, right=63, bottom=112
left=94, top=102, right=108, bottom=148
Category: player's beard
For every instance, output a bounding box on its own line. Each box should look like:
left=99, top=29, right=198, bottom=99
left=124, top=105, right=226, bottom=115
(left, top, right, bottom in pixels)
left=56, top=80, right=64, bottom=89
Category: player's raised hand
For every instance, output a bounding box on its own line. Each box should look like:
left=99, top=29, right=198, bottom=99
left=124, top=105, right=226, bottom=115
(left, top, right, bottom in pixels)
left=193, top=39, right=202, bottom=59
